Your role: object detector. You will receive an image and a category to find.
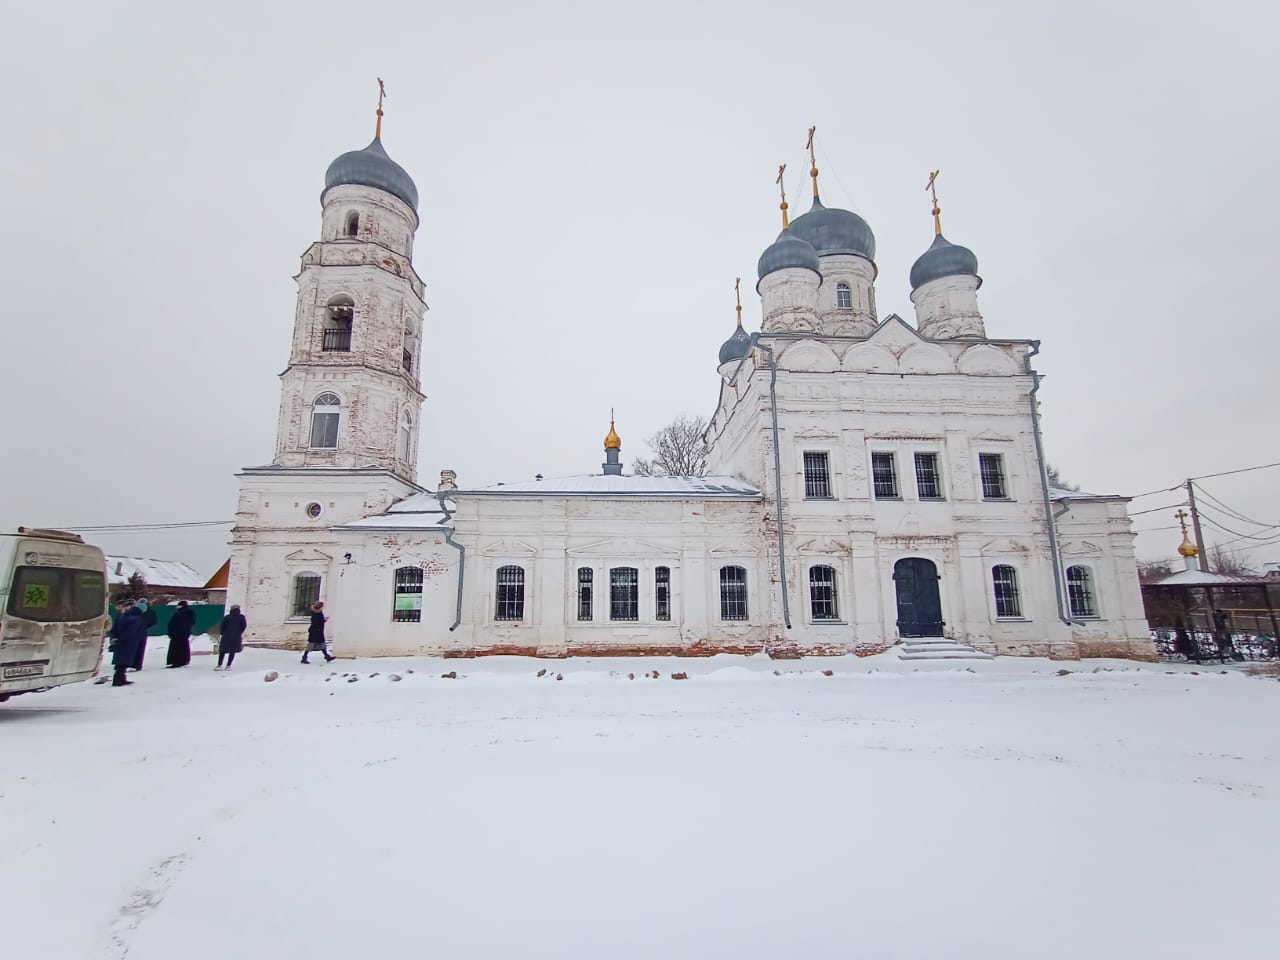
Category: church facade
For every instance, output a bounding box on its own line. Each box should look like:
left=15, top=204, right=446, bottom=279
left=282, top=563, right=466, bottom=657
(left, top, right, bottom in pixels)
left=227, top=115, right=1154, bottom=662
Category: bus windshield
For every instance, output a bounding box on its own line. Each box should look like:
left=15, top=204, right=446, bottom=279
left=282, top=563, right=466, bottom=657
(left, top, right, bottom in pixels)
left=7, top=566, right=107, bottom=624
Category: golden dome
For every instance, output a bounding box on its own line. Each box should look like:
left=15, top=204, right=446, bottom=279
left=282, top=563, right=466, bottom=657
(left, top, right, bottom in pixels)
left=604, top=419, right=621, bottom=450
left=1177, top=533, right=1199, bottom=559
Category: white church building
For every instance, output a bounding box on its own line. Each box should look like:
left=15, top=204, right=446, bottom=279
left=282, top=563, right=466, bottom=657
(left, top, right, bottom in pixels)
left=227, top=112, right=1154, bottom=662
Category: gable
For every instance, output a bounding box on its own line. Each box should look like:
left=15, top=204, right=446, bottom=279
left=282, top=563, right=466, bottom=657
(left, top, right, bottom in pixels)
left=566, top=538, right=682, bottom=559
left=284, top=548, right=333, bottom=564
left=479, top=539, right=539, bottom=557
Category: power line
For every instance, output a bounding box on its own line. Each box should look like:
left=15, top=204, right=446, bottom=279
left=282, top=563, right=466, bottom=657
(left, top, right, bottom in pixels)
left=1128, top=501, right=1189, bottom=518
left=1190, top=460, right=1280, bottom=483
left=53, top=520, right=233, bottom=532
left=1193, top=482, right=1279, bottom=528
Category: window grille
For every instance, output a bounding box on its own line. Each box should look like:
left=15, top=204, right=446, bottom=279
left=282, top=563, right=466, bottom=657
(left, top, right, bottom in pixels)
left=321, top=328, right=352, bottom=352
left=914, top=452, right=943, bottom=500
left=719, top=566, right=748, bottom=621
left=872, top=452, right=898, bottom=499
left=809, top=565, right=839, bottom=620
left=655, top=566, right=671, bottom=621
left=392, top=566, right=423, bottom=622
left=291, top=574, right=321, bottom=618
left=803, top=451, right=832, bottom=499
left=1066, top=565, right=1097, bottom=618
left=979, top=453, right=1007, bottom=499
left=610, top=567, right=639, bottom=622
left=495, top=565, right=525, bottom=621
left=992, top=564, right=1022, bottom=618
left=836, top=282, right=852, bottom=309
left=577, top=567, right=593, bottom=621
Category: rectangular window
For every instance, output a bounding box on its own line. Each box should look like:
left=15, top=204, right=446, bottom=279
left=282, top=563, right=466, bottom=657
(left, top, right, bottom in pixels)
left=6, top=566, right=105, bottom=623
left=392, top=566, right=423, bottom=622
left=914, top=452, right=943, bottom=500
left=872, top=452, right=898, bottom=499
left=803, top=451, right=832, bottom=499
left=809, top=565, right=839, bottom=621
left=1066, top=565, right=1097, bottom=618
left=992, top=565, right=1022, bottom=618
left=719, top=566, right=748, bottom=621
left=310, top=412, right=339, bottom=448
left=291, top=574, right=321, bottom=618
left=655, top=566, right=671, bottom=621
left=979, top=453, right=1008, bottom=500
left=577, top=567, right=593, bottom=622
left=495, top=565, right=525, bottom=621
left=610, top=567, right=639, bottom=621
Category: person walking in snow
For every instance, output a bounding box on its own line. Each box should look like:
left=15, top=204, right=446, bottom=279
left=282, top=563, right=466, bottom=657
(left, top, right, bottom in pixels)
left=166, top=600, right=196, bottom=668
left=130, top=597, right=158, bottom=670
left=302, top=601, right=335, bottom=664
left=216, top=604, right=246, bottom=670
left=111, top=601, right=147, bottom=687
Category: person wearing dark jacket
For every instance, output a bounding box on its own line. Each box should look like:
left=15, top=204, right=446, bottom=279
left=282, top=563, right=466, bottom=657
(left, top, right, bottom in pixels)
left=303, top=601, right=335, bottom=664
left=130, top=598, right=158, bottom=670
left=111, top=603, right=147, bottom=687
left=166, top=600, right=197, bottom=668
left=216, top=604, right=247, bottom=669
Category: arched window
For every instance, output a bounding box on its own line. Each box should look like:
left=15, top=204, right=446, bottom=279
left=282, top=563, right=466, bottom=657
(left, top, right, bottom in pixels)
left=992, top=564, right=1022, bottom=619
left=345, top=211, right=360, bottom=237
left=577, top=567, right=593, bottom=621
left=398, top=411, right=413, bottom=463
left=392, top=565, right=423, bottom=622
left=719, top=565, right=748, bottom=621
left=809, top=565, right=839, bottom=620
left=609, top=566, right=639, bottom=621
left=291, top=572, right=321, bottom=618
left=309, top=393, right=341, bottom=449
left=1066, top=565, right=1097, bottom=618
left=322, top=295, right=354, bottom=352
left=495, top=565, right=525, bottom=621
left=836, top=282, right=852, bottom=310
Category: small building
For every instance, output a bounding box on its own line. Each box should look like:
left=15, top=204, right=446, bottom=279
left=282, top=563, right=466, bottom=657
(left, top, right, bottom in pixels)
left=107, top=556, right=207, bottom=603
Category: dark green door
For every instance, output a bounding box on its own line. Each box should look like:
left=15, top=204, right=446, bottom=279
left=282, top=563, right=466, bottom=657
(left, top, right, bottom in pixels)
left=894, top=558, right=944, bottom=637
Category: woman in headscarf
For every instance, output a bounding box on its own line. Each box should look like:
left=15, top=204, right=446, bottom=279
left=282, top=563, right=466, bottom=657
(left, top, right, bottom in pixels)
left=166, top=600, right=197, bottom=668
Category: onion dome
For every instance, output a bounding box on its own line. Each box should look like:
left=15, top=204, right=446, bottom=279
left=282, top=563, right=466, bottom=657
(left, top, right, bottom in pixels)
left=756, top=229, right=820, bottom=282
left=909, top=233, right=981, bottom=291
left=1177, top=532, right=1200, bottom=559
left=323, top=138, right=418, bottom=211
left=604, top=419, right=621, bottom=450
left=719, top=323, right=752, bottom=365
left=788, top=197, right=876, bottom=261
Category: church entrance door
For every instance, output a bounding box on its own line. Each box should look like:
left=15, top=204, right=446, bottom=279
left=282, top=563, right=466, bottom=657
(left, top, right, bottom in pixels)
left=893, top=557, right=944, bottom=637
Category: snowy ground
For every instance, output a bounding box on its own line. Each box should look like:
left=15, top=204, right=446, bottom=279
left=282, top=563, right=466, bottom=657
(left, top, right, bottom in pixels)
left=2, top=648, right=1277, bottom=959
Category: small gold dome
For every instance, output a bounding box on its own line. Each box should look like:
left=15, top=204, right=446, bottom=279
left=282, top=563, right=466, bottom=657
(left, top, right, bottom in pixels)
left=1177, top=533, right=1199, bottom=559
left=604, top=419, right=621, bottom=450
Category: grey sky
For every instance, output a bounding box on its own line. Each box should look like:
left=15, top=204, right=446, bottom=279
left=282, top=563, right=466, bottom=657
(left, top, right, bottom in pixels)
left=2, top=0, right=1275, bottom=578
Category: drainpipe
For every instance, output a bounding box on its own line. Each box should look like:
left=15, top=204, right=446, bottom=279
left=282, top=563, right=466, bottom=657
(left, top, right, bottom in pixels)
left=435, top=492, right=465, bottom=631
left=1025, top=340, right=1074, bottom=626
left=751, top=334, right=792, bottom=629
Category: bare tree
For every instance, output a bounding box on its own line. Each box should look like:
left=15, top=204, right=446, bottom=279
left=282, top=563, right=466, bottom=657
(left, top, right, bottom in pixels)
left=1209, top=543, right=1254, bottom=576
left=1045, top=463, right=1080, bottom=491
left=631, top=415, right=709, bottom=477
left=1136, top=560, right=1174, bottom=584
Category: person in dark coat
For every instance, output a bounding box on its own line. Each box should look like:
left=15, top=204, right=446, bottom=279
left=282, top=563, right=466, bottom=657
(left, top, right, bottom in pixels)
left=130, top=598, right=158, bottom=670
left=1174, top=618, right=1199, bottom=664
left=111, top=602, right=147, bottom=687
left=166, top=600, right=197, bottom=668
left=302, top=601, right=335, bottom=664
left=216, top=604, right=247, bottom=669
left=1213, top=609, right=1236, bottom=662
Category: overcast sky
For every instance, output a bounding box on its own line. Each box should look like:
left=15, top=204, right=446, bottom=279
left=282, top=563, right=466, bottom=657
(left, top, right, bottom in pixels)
left=2, top=0, right=1276, bottom=578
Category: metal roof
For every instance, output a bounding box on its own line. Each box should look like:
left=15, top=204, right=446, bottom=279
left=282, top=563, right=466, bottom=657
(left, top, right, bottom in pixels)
left=457, top=475, right=762, bottom=498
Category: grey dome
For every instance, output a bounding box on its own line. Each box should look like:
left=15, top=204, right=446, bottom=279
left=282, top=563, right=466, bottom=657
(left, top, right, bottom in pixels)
left=909, top=233, right=981, bottom=290
left=756, top=229, right=820, bottom=282
left=788, top=197, right=876, bottom=261
left=323, top=138, right=418, bottom=211
left=718, top=324, right=752, bottom=365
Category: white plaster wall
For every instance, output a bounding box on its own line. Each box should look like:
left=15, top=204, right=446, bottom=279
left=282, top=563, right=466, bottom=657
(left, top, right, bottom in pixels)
left=815, top=254, right=877, bottom=335
left=911, top=274, right=985, bottom=339
left=758, top=268, right=820, bottom=333
left=320, top=183, right=417, bottom=257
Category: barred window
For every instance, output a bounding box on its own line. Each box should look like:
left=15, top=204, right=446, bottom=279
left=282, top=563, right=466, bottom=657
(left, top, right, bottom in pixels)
left=803, top=451, right=832, bottom=499
left=809, top=565, right=839, bottom=621
left=872, top=452, right=898, bottom=499
left=719, top=565, right=748, bottom=621
left=992, top=564, right=1022, bottom=618
left=577, top=567, right=593, bottom=622
left=495, top=565, right=525, bottom=621
left=655, top=566, right=671, bottom=621
left=291, top=573, right=321, bottom=618
left=392, top=565, right=423, bottom=622
left=979, top=453, right=1008, bottom=500
left=1066, top=565, right=1097, bottom=618
left=610, top=567, right=639, bottom=621
left=836, top=282, right=852, bottom=310
left=914, top=452, right=943, bottom=500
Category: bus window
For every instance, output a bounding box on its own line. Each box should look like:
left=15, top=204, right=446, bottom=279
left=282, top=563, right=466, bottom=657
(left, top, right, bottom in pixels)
left=7, top=567, right=106, bottom=623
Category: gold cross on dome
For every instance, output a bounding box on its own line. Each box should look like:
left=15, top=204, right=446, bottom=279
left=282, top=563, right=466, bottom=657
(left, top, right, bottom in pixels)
left=375, top=77, right=387, bottom=137
left=776, top=163, right=789, bottom=229
left=926, top=169, right=942, bottom=235
left=806, top=126, right=819, bottom=197
left=1174, top=507, right=1190, bottom=535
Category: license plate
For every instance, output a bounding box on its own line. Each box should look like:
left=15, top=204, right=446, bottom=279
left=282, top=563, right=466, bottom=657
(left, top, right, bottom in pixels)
left=3, top=664, right=45, bottom=679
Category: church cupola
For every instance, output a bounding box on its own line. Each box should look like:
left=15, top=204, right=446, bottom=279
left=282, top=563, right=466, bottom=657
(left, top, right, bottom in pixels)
left=717, top=277, right=753, bottom=377
left=910, top=171, right=986, bottom=340
left=602, top=415, right=623, bottom=476
left=756, top=164, right=821, bottom=334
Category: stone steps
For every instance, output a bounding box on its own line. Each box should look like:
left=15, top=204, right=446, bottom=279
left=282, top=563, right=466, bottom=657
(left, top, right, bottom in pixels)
left=898, top=638, right=994, bottom=661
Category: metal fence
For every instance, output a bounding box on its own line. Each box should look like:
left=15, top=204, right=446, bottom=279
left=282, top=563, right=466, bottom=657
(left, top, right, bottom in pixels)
left=1151, top=627, right=1278, bottom=663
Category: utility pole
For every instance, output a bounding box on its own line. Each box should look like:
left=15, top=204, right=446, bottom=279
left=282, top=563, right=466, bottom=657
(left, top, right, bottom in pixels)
left=1186, top=479, right=1210, bottom=571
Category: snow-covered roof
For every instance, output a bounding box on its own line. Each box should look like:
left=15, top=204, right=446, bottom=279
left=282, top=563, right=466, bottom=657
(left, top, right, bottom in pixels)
left=456, top=475, right=762, bottom=498
left=1150, top=567, right=1272, bottom=588
left=106, top=556, right=206, bottom=588
left=331, top=494, right=455, bottom=532
left=1047, top=481, right=1115, bottom=500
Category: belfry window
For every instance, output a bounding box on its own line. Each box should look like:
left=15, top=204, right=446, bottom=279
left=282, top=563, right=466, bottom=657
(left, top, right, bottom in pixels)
left=836, top=282, right=852, bottom=310
left=345, top=211, right=359, bottom=237
left=322, top=295, right=354, bottom=352
left=398, top=411, right=412, bottom=463
left=309, top=393, right=341, bottom=449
